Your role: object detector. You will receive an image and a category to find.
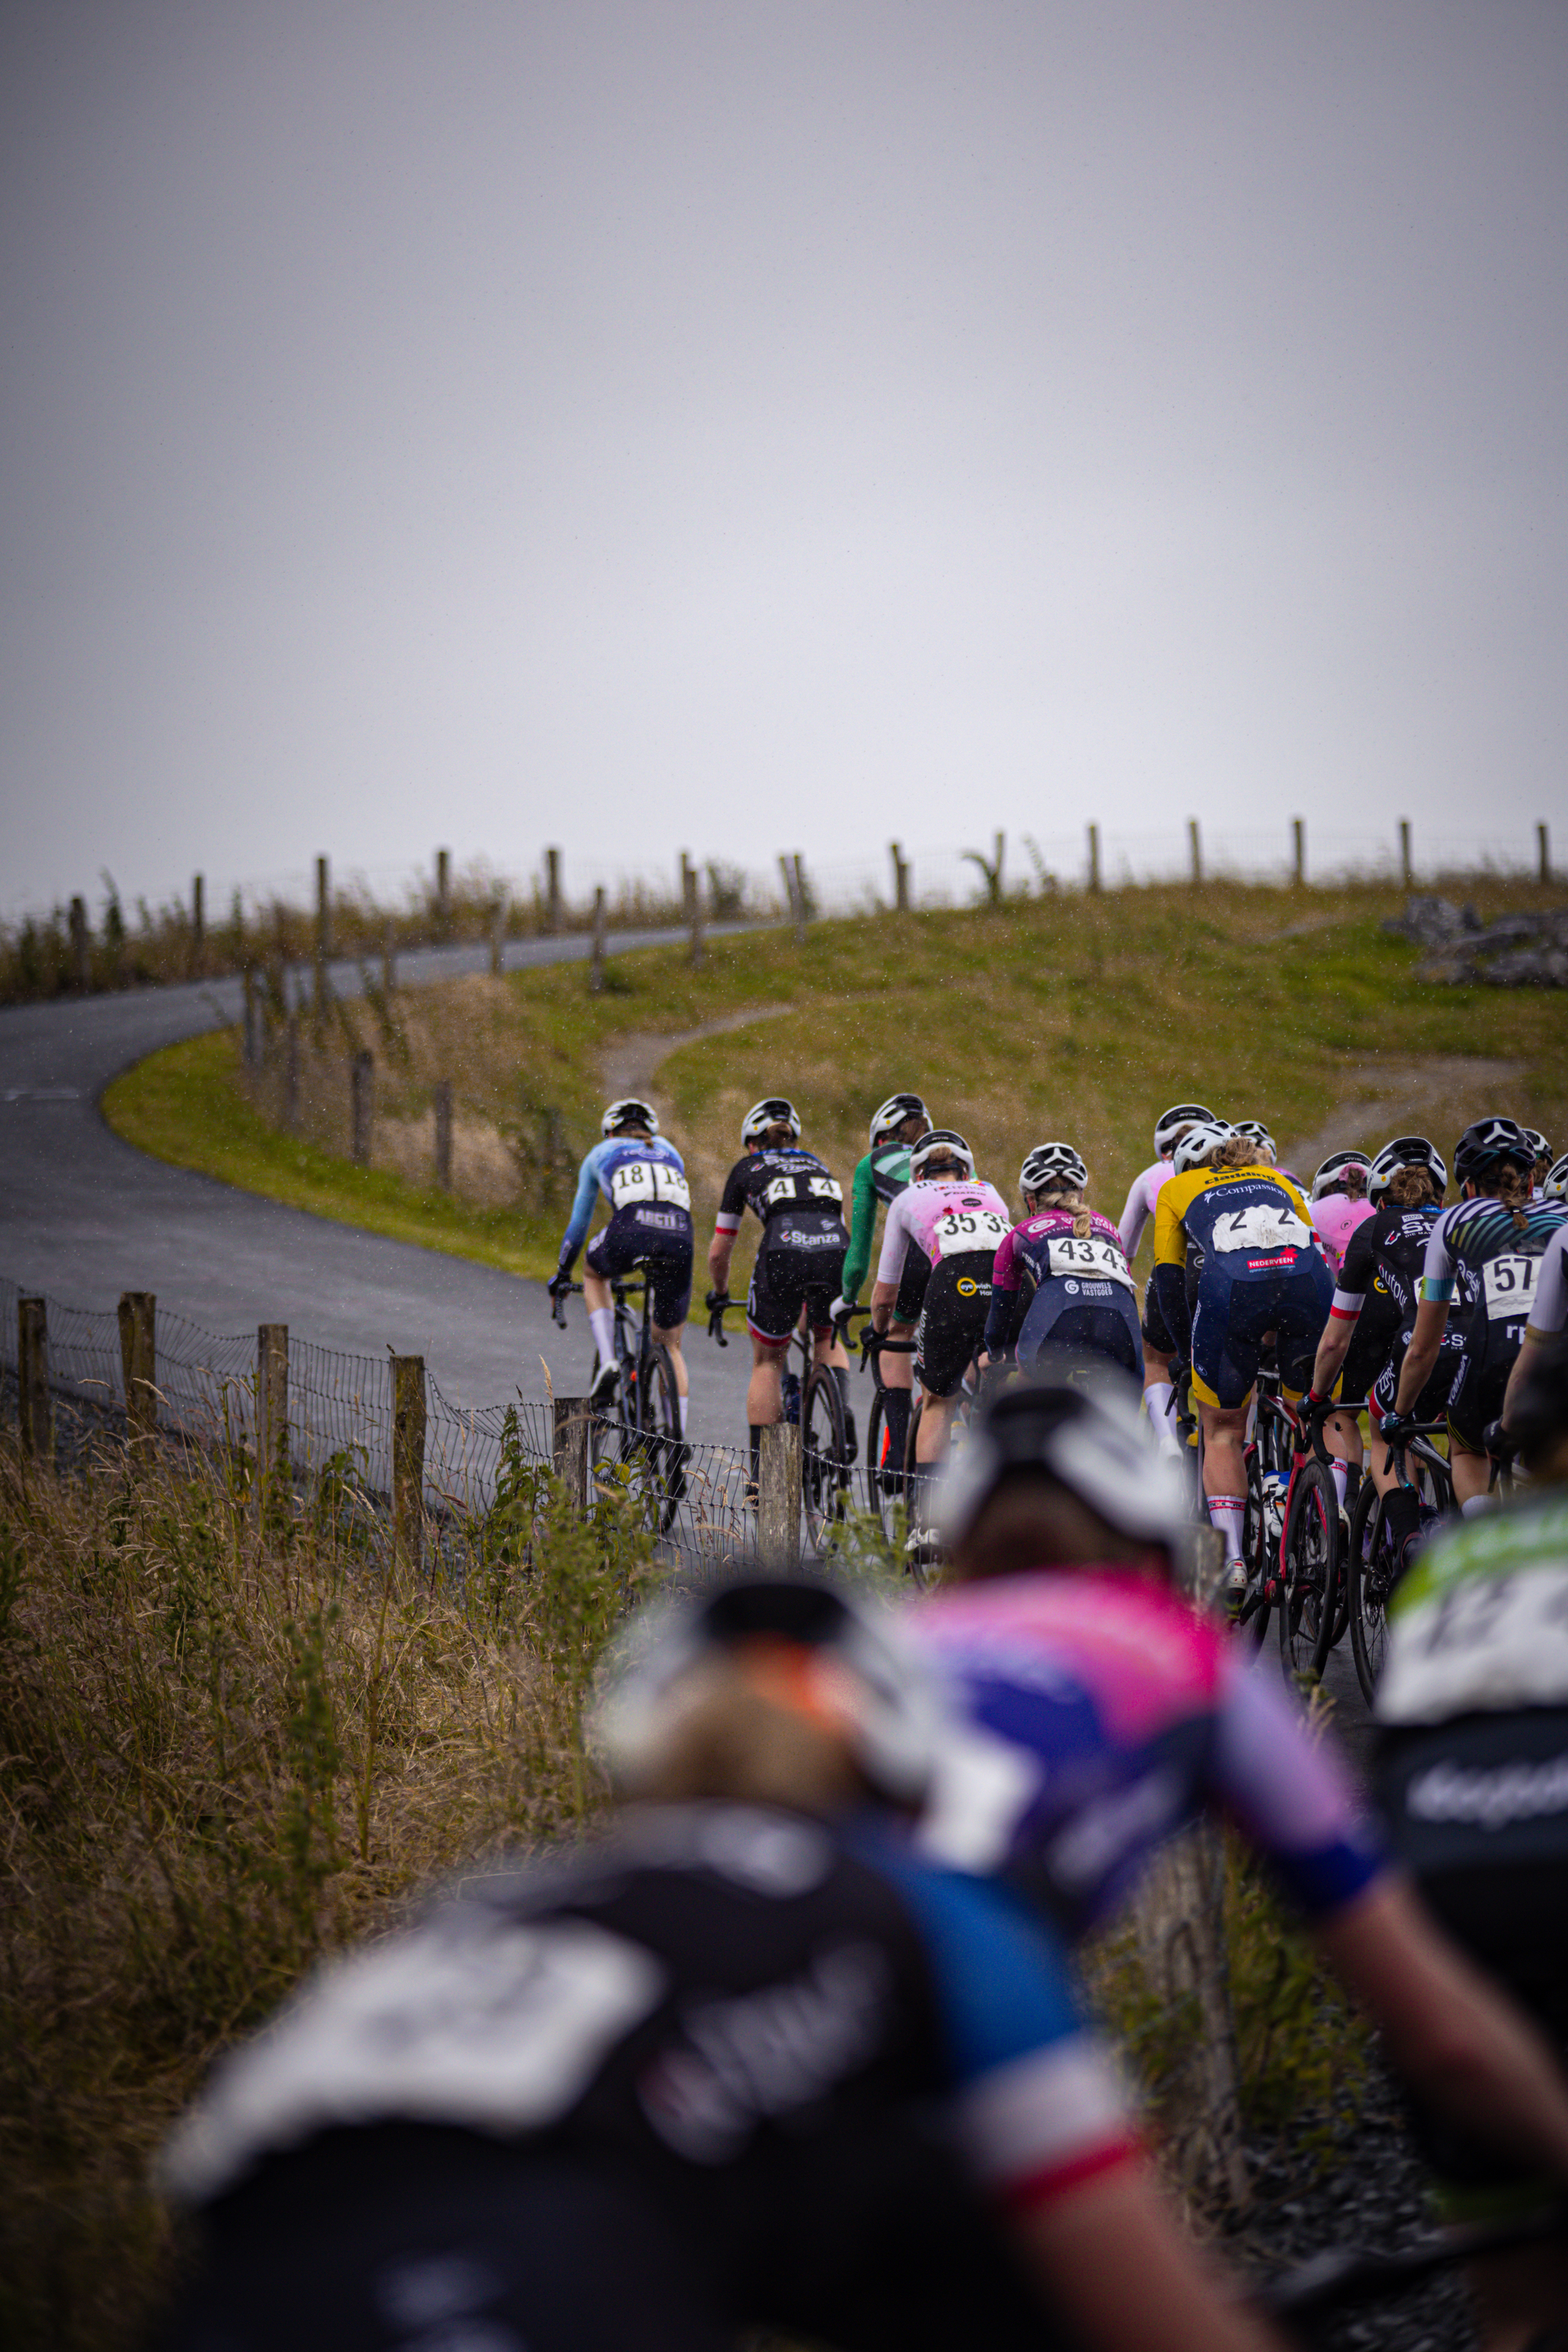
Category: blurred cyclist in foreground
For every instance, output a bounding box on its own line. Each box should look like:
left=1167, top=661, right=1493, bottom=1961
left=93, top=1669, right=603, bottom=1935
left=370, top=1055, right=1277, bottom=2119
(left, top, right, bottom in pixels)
left=156, top=1576, right=1286, bottom=2352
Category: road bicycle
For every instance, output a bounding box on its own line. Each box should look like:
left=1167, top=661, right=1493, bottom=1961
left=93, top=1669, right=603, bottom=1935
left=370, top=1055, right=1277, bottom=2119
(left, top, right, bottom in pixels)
left=705, top=1290, right=855, bottom=1552
left=840, top=1308, right=920, bottom=1544
left=1344, top=1417, right=1454, bottom=1704
left=1274, top=1397, right=1355, bottom=1686
left=552, top=1269, right=685, bottom=1533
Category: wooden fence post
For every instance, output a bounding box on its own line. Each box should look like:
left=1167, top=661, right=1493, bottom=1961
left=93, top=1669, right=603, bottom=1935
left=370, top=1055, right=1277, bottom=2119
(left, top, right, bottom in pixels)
left=589, top=886, right=607, bottom=993
left=792, top=854, right=809, bottom=945
left=256, top=1323, right=289, bottom=1508
left=552, top=1395, right=591, bottom=1512
left=778, top=854, right=799, bottom=930
left=682, top=853, right=706, bottom=968
left=118, top=1291, right=157, bottom=1450
left=1087, top=823, right=1101, bottom=893
left=1541, top=822, right=1552, bottom=884
left=70, top=896, right=90, bottom=990
left=350, top=1050, right=374, bottom=1164
left=545, top=847, right=562, bottom=936
left=1189, top=818, right=1202, bottom=887
left=435, top=848, right=452, bottom=936
left=285, top=1011, right=300, bottom=1131
left=391, top=1355, right=426, bottom=1571
left=241, top=967, right=260, bottom=1069
left=382, top=921, right=397, bottom=995
left=191, top=873, right=205, bottom=975
left=890, top=840, right=910, bottom=913
left=433, top=1080, right=453, bottom=1189
left=18, top=1297, right=52, bottom=1465
left=489, top=893, right=508, bottom=976
left=757, top=1422, right=802, bottom=1568
left=992, top=831, right=1005, bottom=897
left=1399, top=818, right=1413, bottom=890
left=1291, top=817, right=1305, bottom=887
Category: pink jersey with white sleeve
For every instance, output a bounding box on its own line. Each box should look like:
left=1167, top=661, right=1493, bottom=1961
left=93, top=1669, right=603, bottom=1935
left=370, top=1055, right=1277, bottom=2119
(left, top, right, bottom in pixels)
left=877, top=1177, right=1013, bottom=1283
left=1310, top=1192, right=1375, bottom=1278
left=1116, top=1160, right=1172, bottom=1258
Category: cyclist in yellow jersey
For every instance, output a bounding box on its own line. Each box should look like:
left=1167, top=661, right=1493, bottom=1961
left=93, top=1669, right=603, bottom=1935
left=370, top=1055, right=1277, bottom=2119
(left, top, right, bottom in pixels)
left=1152, top=1122, right=1333, bottom=1599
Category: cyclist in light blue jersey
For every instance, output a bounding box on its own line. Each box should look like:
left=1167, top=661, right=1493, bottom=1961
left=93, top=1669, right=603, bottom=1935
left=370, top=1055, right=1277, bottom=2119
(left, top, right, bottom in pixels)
left=550, top=1098, right=694, bottom=1419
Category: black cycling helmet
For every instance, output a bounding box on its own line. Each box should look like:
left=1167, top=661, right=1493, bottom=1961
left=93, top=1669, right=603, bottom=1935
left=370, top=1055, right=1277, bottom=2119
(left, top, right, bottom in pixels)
left=869, top=1093, right=931, bottom=1149
left=1020, top=1142, right=1088, bottom=1196
left=909, top=1128, right=976, bottom=1181
left=1153, top=1103, right=1218, bottom=1158
left=933, top=1375, right=1189, bottom=1556
left=1367, top=1135, right=1447, bottom=1198
left=1311, top=1149, right=1372, bottom=1203
left=1454, top=1117, right=1534, bottom=1186
left=741, top=1098, right=802, bottom=1148
left=601, top=1097, right=659, bottom=1138
left=590, top=1575, right=945, bottom=1806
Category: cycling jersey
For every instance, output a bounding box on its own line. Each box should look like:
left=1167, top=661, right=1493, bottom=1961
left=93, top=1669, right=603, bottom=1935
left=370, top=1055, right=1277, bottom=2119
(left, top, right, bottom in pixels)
left=910, top=1570, right=1385, bottom=1938
left=1332, top=1201, right=1472, bottom=1414
left=877, top=1179, right=1013, bottom=1285
left=1525, top=1223, right=1568, bottom=1342
left=1152, top=1162, right=1330, bottom=1406
left=716, top=1148, right=846, bottom=1235
left=1421, top=1195, right=1568, bottom=1447
left=840, top=1142, right=913, bottom=1305
left=1116, top=1160, right=1172, bottom=1260
left=161, top=1803, right=1138, bottom=2352
left=985, top=1211, right=1141, bottom=1375
left=558, top=1137, right=692, bottom=1276
left=1310, top=1192, right=1376, bottom=1279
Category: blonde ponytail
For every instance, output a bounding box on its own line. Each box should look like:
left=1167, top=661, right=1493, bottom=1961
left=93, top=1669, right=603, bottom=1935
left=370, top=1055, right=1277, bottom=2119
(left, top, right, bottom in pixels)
left=1036, top=1182, right=1092, bottom=1238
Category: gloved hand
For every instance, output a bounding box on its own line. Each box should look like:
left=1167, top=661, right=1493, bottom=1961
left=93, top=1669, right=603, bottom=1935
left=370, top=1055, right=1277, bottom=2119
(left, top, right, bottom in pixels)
left=547, top=1269, right=572, bottom=1301
left=828, top=1293, right=854, bottom=1327
left=1377, top=1410, right=1415, bottom=1454
left=1483, top=1417, right=1515, bottom=1461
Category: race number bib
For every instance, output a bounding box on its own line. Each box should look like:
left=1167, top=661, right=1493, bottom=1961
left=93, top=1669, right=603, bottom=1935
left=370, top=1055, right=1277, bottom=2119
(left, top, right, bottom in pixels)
left=610, top=1161, right=691, bottom=1214
left=1482, top=1254, right=1537, bottom=1323
left=1211, top=1205, right=1313, bottom=1254
left=1378, top=1563, right=1568, bottom=1724
left=1044, top=1236, right=1134, bottom=1290
left=935, top=1208, right=1011, bottom=1258
left=762, top=1172, right=842, bottom=1211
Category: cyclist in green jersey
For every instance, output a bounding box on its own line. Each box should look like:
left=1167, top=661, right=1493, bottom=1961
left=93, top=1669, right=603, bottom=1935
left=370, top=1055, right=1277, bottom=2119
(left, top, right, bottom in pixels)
left=831, top=1092, right=931, bottom=1476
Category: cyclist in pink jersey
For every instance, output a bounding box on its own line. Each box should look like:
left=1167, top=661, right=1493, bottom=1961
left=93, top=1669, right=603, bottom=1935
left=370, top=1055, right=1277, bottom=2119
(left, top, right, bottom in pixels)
left=987, top=1144, right=1142, bottom=1378
left=1303, top=1149, right=1376, bottom=1515
left=906, top=1377, right=1568, bottom=2205
left=870, top=1130, right=1011, bottom=1505
left=1116, top=1103, right=1218, bottom=1455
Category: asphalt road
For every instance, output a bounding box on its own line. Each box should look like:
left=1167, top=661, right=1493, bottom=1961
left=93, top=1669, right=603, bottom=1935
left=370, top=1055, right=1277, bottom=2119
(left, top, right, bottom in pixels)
left=0, top=927, right=750, bottom=1434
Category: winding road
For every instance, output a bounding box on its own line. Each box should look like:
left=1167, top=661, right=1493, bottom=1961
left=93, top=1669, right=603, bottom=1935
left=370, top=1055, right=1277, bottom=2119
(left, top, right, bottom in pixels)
left=0, top=927, right=750, bottom=1429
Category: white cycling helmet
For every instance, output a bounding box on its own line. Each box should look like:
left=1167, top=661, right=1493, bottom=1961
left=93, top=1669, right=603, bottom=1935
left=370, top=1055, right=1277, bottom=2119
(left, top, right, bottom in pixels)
left=601, top=1097, right=659, bottom=1138
left=910, top=1128, right=976, bottom=1181
left=1020, top=1142, right=1088, bottom=1196
left=1230, top=1119, right=1276, bottom=1162
left=869, top=1093, right=931, bottom=1149
left=1153, top=1103, right=1218, bottom=1158
left=1367, top=1135, right=1447, bottom=1198
left=1544, top=1152, right=1568, bottom=1203
left=1170, top=1119, right=1233, bottom=1175
left=590, top=1576, right=946, bottom=1807
left=741, top=1097, right=802, bottom=1148
left=934, top=1376, right=1189, bottom=1556
left=1311, top=1149, right=1372, bottom=1202
left=1522, top=1127, right=1553, bottom=1170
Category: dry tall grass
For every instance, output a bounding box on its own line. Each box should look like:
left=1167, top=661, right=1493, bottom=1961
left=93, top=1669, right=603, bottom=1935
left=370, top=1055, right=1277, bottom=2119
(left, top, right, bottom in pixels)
left=0, top=1420, right=656, bottom=2352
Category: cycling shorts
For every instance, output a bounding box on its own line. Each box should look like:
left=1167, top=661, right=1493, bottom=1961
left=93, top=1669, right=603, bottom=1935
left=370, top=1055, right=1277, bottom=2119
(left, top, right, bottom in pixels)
left=584, top=1207, right=694, bottom=1329
left=1446, top=1312, right=1524, bottom=1455
left=1368, top=1325, right=1464, bottom=1428
left=1377, top=1708, right=1568, bottom=2209
left=747, top=1214, right=848, bottom=1345
left=1189, top=1251, right=1333, bottom=1410
left=1335, top=1310, right=1395, bottom=1411
left=894, top=1242, right=932, bottom=1327
left=164, top=2129, right=733, bottom=2352
left=1139, top=1281, right=1176, bottom=1356
left=1017, top=1276, right=1143, bottom=1379
left=914, top=1253, right=993, bottom=1399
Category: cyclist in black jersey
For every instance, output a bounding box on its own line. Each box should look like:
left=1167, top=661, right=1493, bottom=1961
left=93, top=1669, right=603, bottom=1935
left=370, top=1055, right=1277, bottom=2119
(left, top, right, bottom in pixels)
left=1384, top=1119, right=1568, bottom=1513
left=707, top=1098, right=854, bottom=1479
left=1301, top=1137, right=1461, bottom=1572
left=157, top=1578, right=1289, bottom=2352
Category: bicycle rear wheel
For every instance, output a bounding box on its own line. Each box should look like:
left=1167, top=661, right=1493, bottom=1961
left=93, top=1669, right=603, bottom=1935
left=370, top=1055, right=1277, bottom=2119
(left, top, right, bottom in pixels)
left=1279, top=1458, right=1338, bottom=1686
left=866, top=1387, right=901, bottom=1544
left=633, top=1341, right=684, bottom=1533
left=801, top=1364, right=849, bottom=1554
left=1236, top=1449, right=1272, bottom=1650
left=1347, top=1477, right=1392, bottom=1705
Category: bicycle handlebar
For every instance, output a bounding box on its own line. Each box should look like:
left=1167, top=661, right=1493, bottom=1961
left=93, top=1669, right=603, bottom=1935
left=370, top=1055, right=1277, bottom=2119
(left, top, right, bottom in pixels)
left=705, top=1289, right=735, bottom=1348
left=550, top=1278, right=583, bottom=1330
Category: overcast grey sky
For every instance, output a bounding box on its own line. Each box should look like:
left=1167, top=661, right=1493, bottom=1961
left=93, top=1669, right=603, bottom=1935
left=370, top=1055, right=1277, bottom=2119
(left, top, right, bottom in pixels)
left=2, top=0, right=1565, bottom=915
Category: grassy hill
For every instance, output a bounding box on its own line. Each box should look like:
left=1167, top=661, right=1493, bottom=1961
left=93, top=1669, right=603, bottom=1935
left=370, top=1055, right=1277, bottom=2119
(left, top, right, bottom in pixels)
left=105, top=877, right=1568, bottom=1294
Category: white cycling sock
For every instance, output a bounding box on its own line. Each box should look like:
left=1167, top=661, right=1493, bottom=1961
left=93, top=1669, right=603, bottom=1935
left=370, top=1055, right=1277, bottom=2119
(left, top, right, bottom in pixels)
left=1330, top=1458, right=1350, bottom=1513
left=1145, top=1380, right=1173, bottom=1430
left=588, top=1306, right=615, bottom=1366
left=1461, top=1494, right=1491, bottom=1519
left=677, top=1392, right=689, bottom=1436
left=1207, top=1494, right=1247, bottom=1559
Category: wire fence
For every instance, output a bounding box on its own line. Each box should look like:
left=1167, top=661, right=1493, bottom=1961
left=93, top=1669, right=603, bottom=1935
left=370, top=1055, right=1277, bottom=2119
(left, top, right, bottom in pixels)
left=0, top=1274, right=888, bottom=1571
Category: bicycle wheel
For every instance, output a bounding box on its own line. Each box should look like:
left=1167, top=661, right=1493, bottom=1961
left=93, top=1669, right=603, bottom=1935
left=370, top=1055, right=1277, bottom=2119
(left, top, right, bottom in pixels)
left=1279, top=1458, right=1338, bottom=1685
left=633, top=1340, right=684, bottom=1534
left=1236, top=1449, right=1272, bottom=1650
left=866, top=1388, right=901, bottom=1544
left=587, top=1345, right=635, bottom=1484
left=1346, top=1474, right=1388, bottom=1705
left=801, top=1363, right=848, bottom=1554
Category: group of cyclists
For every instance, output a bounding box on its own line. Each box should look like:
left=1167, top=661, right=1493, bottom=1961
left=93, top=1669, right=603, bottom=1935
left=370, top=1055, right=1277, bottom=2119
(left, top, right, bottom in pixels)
left=546, top=1087, right=1568, bottom=1592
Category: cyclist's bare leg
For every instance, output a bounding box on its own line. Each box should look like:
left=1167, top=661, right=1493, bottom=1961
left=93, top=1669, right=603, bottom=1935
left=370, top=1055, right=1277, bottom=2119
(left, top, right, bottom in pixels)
left=882, top=1321, right=916, bottom=1392
left=581, top=1269, right=618, bottom=1373
left=1322, top=1404, right=1363, bottom=1515
left=1198, top=1402, right=1249, bottom=1495
left=652, top=1322, right=688, bottom=1402
left=747, top=1335, right=788, bottom=1427
left=1450, top=1439, right=1493, bottom=1509
left=809, top=1326, right=850, bottom=1374
left=916, top=1390, right=964, bottom=1465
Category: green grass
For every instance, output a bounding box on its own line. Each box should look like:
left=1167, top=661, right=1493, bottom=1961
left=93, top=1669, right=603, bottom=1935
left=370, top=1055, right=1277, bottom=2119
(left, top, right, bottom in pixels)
left=104, top=879, right=1568, bottom=1286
